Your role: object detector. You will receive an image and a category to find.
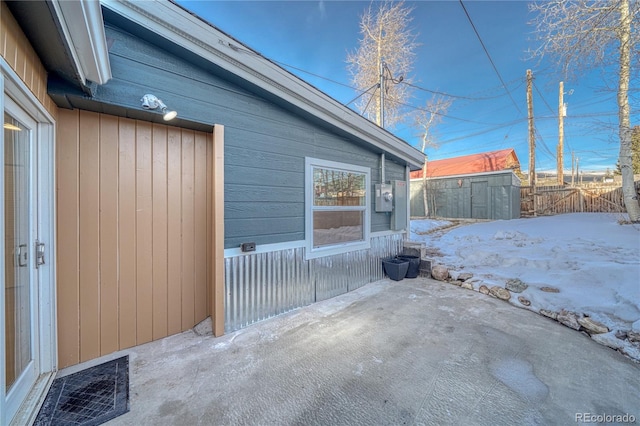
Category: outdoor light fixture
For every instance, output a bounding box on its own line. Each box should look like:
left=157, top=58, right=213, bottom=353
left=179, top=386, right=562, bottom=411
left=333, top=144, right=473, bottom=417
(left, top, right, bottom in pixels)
left=140, top=94, right=177, bottom=121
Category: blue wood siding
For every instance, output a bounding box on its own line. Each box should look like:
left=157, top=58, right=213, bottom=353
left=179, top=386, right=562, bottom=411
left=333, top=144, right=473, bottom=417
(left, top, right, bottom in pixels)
left=99, top=24, right=406, bottom=249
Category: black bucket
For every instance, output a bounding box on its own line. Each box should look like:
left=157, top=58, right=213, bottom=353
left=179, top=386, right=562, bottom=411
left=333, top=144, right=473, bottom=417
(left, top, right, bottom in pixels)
left=397, top=255, right=420, bottom=278
left=382, top=258, right=409, bottom=281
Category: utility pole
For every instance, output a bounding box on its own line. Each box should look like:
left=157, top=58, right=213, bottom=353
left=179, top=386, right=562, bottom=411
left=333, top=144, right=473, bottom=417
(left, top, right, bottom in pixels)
left=571, top=151, right=575, bottom=186
left=378, top=59, right=385, bottom=128
left=376, top=60, right=403, bottom=129
left=558, top=81, right=565, bottom=185
left=527, top=69, right=536, bottom=188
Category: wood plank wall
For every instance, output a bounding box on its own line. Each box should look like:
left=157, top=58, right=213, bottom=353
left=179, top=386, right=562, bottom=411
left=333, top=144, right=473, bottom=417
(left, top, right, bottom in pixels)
left=0, top=1, right=57, bottom=117
left=56, top=109, right=213, bottom=368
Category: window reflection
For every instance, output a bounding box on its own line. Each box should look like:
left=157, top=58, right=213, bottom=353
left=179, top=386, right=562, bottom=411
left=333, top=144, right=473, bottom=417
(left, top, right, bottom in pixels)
left=313, top=168, right=365, bottom=206
left=313, top=211, right=364, bottom=248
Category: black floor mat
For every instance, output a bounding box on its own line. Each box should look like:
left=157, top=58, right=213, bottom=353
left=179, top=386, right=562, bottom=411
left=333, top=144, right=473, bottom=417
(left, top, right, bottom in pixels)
left=34, top=356, right=129, bottom=426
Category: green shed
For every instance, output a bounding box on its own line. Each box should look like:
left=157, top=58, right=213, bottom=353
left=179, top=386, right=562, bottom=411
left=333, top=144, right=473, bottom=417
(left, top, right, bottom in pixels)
left=411, top=170, right=522, bottom=220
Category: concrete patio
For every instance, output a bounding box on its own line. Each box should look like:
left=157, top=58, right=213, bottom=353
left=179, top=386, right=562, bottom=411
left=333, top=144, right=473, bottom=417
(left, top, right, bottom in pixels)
left=68, top=277, right=638, bottom=425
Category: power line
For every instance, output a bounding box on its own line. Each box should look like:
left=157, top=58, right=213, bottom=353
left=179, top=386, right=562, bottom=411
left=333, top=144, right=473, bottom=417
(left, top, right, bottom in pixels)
left=437, top=118, right=528, bottom=145
left=219, top=25, right=624, bottom=165
left=384, top=98, right=504, bottom=125
left=459, top=0, right=523, bottom=116
left=269, top=59, right=356, bottom=91
left=533, top=81, right=555, bottom=115
left=257, top=50, right=597, bottom=132
left=362, top=85, right=378, bottom=118
left=275, top=57, right=527, bottom=109
left=345, top=82, right=379, bottom=106
left=400, top=78, right=523, bottom=101
left=572, top=148, right=619, bottom=154
left=274, top=57, right=551, bottom=139
left=534, top=129, right=555, bottom=159
left=425, top=137, right=529, bottom=159
left=536, top=111, right=619, bottom=120
left=217, top=42, right=357, bottom=92
left=271, top=58, right=510, bottom=110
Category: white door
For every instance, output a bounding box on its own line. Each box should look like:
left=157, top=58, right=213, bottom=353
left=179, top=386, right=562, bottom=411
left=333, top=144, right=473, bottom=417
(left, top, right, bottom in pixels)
left=3, top=96, right=41, bottom=423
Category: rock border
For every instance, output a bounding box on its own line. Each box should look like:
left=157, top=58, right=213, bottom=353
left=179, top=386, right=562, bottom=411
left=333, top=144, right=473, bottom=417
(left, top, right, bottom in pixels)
left=427, top=262, right=639, bottom=362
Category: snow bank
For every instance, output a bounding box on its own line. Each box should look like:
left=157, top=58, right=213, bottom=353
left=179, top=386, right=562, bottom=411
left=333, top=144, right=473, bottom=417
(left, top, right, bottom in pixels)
left=411, top=213, right=640, bottom=360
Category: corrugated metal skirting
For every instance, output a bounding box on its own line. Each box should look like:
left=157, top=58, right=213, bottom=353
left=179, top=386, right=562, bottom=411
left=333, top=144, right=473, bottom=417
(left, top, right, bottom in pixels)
left=224, top=234, right=404, bottom=332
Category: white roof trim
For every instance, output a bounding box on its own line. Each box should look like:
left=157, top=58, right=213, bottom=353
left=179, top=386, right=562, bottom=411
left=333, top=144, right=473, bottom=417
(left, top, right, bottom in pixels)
left=100, top=0, right=424, bottom=168
left=410, top=169, right=519, bottom=181
left=52, top=0, right=112, bottom=85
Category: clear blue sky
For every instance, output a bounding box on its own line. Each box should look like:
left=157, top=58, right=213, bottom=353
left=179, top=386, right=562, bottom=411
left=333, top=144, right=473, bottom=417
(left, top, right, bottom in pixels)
left=178, top=0, right=638, bottom=173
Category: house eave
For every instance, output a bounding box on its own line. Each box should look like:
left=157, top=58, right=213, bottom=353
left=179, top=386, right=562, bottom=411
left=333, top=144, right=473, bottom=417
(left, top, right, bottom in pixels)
left=52, top=0, right=112, bottom=85
left=100, top=0, right=424, bottom=169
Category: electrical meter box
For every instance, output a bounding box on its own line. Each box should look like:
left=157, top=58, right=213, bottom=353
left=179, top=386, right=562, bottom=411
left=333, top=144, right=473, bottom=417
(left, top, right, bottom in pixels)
left=391, top=180, right=407, bottom=230
left=375, top=183, right=393, bottom=212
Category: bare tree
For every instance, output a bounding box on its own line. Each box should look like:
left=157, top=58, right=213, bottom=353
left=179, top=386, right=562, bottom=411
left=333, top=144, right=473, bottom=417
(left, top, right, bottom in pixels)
left=415, top=96, right=453, bottom=216
left=347, top=1, right=418, bottom=128
left=529, top=0, right=640, bottom=222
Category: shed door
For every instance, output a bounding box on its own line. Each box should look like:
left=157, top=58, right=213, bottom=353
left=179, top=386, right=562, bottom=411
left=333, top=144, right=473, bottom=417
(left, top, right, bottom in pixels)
left=471, top=181, right=488, bottom=219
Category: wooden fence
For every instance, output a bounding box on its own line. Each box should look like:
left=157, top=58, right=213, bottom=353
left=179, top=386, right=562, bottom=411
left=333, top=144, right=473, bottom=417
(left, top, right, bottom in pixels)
left=520, top=181, right=640, bottom=217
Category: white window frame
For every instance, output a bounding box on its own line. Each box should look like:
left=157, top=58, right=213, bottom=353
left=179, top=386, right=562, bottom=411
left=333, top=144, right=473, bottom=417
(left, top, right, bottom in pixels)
left=305, top=157, right=370, bottom=259
left=1, top=57, right=57, bottom=426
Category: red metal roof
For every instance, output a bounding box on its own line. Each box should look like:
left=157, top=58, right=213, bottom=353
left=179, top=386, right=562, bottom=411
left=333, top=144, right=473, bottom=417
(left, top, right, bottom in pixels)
left=410, top=148, right=520, bottom=179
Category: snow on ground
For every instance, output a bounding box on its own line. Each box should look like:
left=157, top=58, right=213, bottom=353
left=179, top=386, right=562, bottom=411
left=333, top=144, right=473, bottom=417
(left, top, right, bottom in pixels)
left=410, top=213, right=640, bottom=361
